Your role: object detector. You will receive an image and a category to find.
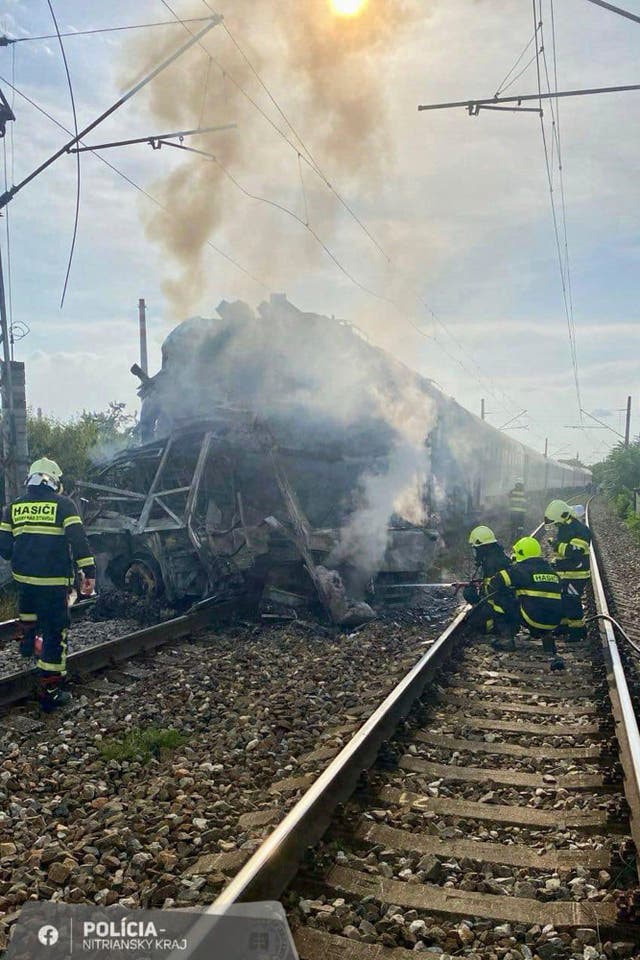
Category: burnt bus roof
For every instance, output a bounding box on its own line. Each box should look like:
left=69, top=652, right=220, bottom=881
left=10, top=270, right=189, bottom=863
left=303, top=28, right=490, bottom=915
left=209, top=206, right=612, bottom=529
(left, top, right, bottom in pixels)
left=92, top=411, right=396, bottom=478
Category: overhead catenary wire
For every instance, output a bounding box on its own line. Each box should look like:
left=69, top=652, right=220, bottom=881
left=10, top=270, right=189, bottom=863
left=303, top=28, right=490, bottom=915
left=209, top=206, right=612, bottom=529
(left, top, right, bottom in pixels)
left=1, top=17, right=214, bottom=45
left=156, top=138, right=525, bottom=414
left=158, top=0, right=528, bottom=419
left=46, top=0, right=80, bottom=308
left=4, top=3, right=538, bottom=423
left=218, top=15, right=390, bottom=264
left=4, top=62, right=505, bottom=407
left=0, top=73, right=272, bottom=294
left=217, top=9, right=543, bottom=422
left=532, top=0, right=583, bottom=421
left=494, top=23, right=540, bottom=97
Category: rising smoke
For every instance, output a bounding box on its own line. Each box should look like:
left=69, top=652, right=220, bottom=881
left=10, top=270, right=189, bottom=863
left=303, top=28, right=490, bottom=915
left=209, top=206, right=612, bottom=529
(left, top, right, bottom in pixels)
left=126, top=0, right=422, bottom=313
left=125, top=1, right=434, bottom=579
left=144, top=296, right=436, bottom=577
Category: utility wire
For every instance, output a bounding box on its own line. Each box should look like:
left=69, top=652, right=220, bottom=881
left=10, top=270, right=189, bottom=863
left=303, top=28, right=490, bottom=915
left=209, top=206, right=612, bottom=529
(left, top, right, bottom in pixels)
left=46, top=0, right=80, bottom=308
left=159, top=139, right=524, bottom=414
left=219, top=18, right=389, bottom=263
left=160, top=0, right=526, bottom=417
left=497, top=50, right=540, bottom=96
left=0, top=73, right=272, bottom=293
left=532, top=0, right=583, bottom=420
left=1, top=17, right=213, bottom=44
left=494, top=24, right=539, bottom=97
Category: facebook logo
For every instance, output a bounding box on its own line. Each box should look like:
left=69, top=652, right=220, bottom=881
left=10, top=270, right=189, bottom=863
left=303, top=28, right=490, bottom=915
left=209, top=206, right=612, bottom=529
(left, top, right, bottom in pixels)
left=37, top=926, right=59, bottom=947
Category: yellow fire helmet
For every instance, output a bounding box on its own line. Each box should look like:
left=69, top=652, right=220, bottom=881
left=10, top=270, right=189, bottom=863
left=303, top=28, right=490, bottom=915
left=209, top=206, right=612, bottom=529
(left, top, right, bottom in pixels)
left=27, top=457, right=63, bottom=491
left=468, top=525, right=497, bottom=547
left=513, top=536, right=542, bottom=562
left=544, top=499, right=573, bottom=524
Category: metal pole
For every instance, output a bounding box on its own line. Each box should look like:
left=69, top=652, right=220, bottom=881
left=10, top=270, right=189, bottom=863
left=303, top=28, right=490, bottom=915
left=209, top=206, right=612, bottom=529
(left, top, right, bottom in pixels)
left=0, top=16, right=222, bottom=210
left=481, top=398, right=485, bottom=421
left=544, top=438, right=548, bottom=458
left=138, top=298, right=148, bottom=376
left=0, top=242, right=16, bottom=504
left=625, top=395, right=632, bottom=446
left=418, top=82, right=640, bottom=113
left=583, top=0, right=640, bottom=25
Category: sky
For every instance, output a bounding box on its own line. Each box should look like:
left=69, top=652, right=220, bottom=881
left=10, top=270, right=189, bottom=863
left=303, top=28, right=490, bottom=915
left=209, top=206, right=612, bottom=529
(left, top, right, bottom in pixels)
left=0, top=0, right=639, bottom=465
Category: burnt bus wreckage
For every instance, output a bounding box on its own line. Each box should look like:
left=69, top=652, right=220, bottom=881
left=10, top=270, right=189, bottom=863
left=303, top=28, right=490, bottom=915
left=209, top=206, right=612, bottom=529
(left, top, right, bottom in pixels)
left=79, top=296, right=591, bottom=623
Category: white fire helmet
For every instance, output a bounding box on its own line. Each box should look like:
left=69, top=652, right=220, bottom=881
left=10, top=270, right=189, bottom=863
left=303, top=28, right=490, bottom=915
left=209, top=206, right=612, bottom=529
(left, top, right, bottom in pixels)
left=26, top=457, right=63, bottom=492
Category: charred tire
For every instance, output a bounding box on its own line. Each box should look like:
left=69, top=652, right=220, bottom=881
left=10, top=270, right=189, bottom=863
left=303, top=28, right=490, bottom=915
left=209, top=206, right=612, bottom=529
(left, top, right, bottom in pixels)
left=124, top=554, right=164, bottom=600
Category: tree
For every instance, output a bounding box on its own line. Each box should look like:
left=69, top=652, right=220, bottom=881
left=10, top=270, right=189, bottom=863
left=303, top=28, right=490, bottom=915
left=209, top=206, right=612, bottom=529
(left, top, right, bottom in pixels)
left=27, top=402, right=136, bottom=490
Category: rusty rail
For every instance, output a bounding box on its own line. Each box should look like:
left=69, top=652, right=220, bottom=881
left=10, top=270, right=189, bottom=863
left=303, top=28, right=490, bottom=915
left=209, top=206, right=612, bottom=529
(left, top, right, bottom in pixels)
left=198, top=513, right=630, bottom=917
left=209, top=604, right=470, bottom=910
left=0, top=596, right=235, bottom=708
left=588, top=502, right=640, bottom=876
left=0, top=597, right=97, bottom=645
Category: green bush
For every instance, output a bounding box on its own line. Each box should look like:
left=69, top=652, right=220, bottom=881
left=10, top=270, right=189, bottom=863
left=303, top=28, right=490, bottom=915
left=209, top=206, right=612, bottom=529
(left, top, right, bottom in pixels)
left=592, top=441, right=640, bottom=544
left=613, top=491, right=633, bottom=519
left=27, top=402, right=136, bottom=490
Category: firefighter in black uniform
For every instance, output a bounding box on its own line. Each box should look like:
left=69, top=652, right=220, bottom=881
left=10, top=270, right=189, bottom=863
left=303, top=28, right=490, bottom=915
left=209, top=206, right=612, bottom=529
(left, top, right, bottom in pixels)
left=544, top=499, right=591, bottom=641
left=490, top=536, right=565, bottom=669
left=0, top=458, right=96, bottom=711
left=508, top=479, right=527, bottom=541
left=464, top=525, right=518, bottom=647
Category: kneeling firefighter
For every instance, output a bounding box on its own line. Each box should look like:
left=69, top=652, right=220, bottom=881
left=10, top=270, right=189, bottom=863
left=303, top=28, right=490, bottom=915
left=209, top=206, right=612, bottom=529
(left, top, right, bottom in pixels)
left=490, top=536, right=565, bottom=669
left=0, top=458, right=96, bottom=712
left=544, top=499, right=591, bottom=641
left=465, top=526, right=517, bottom=638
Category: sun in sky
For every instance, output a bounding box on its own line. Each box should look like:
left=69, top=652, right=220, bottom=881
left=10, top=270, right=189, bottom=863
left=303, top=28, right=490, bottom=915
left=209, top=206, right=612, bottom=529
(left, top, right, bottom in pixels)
left=330, top=0, right=368, bottom=17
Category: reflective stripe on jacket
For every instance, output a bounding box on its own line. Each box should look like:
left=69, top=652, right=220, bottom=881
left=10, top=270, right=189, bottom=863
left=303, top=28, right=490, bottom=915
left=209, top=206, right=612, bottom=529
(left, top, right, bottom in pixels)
left=0, top=485, right=96, bottom=587
left=493, top=558, right=562, bottom=632
left=509, top=488, right=526, bottom=514
left=553, top=517, right=591, bottom=581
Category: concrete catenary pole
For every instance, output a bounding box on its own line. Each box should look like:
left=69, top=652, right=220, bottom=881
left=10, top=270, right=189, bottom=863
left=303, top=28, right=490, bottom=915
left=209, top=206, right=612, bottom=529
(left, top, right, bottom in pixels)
left=625, top=395, right=632, bottom=447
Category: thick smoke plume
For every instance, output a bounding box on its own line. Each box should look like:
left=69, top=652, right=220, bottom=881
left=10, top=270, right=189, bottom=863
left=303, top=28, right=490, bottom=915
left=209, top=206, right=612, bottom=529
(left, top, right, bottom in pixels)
left=126, top=0, right=421, bottom=312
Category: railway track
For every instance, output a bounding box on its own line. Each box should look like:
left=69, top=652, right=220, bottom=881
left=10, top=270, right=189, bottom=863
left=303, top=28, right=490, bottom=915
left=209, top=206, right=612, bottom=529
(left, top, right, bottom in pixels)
left=203, top=506, right=640, bottom=960
left=0, top=596, right=236, bottom=708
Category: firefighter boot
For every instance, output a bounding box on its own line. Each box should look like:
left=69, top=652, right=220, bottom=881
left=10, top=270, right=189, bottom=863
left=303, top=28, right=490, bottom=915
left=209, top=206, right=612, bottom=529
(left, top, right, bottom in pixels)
left=491, top=636, right=516, bottom=652
left=542, top=635, right=565, bottom=671
left=38, top=676, right=71, bottom=713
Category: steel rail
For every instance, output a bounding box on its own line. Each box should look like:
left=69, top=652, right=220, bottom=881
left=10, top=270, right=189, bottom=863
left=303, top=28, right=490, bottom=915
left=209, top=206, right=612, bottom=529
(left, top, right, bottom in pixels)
left=0, top=597, right=96, bottom=643
left=587, top=502, right=640, bottom=876
left=0, top=596, right=96, bottom=644
left=210, top=603, right=470, bottom=909
left=0, top=595, right=235, bottom=708
left=203, top=519, right=548, bottom=912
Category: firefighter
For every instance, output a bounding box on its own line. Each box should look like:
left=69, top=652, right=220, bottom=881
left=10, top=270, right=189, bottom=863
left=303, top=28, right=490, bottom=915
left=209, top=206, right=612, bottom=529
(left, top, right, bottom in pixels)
left=490, top=536, right=565, bottom=669
left=508, top=478, right=527, bottom=540
left=544, top=499, right=591, bottom=642
left=0, top=458, right=96, bottom=712
left=544, top=499, right=591, bottom=594
left=465, top=525, right=518, bottom=645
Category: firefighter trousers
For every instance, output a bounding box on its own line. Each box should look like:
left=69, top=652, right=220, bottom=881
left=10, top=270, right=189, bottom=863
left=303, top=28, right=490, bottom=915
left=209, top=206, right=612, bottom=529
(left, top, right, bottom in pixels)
left=18, top=584, right=70, bottom=680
